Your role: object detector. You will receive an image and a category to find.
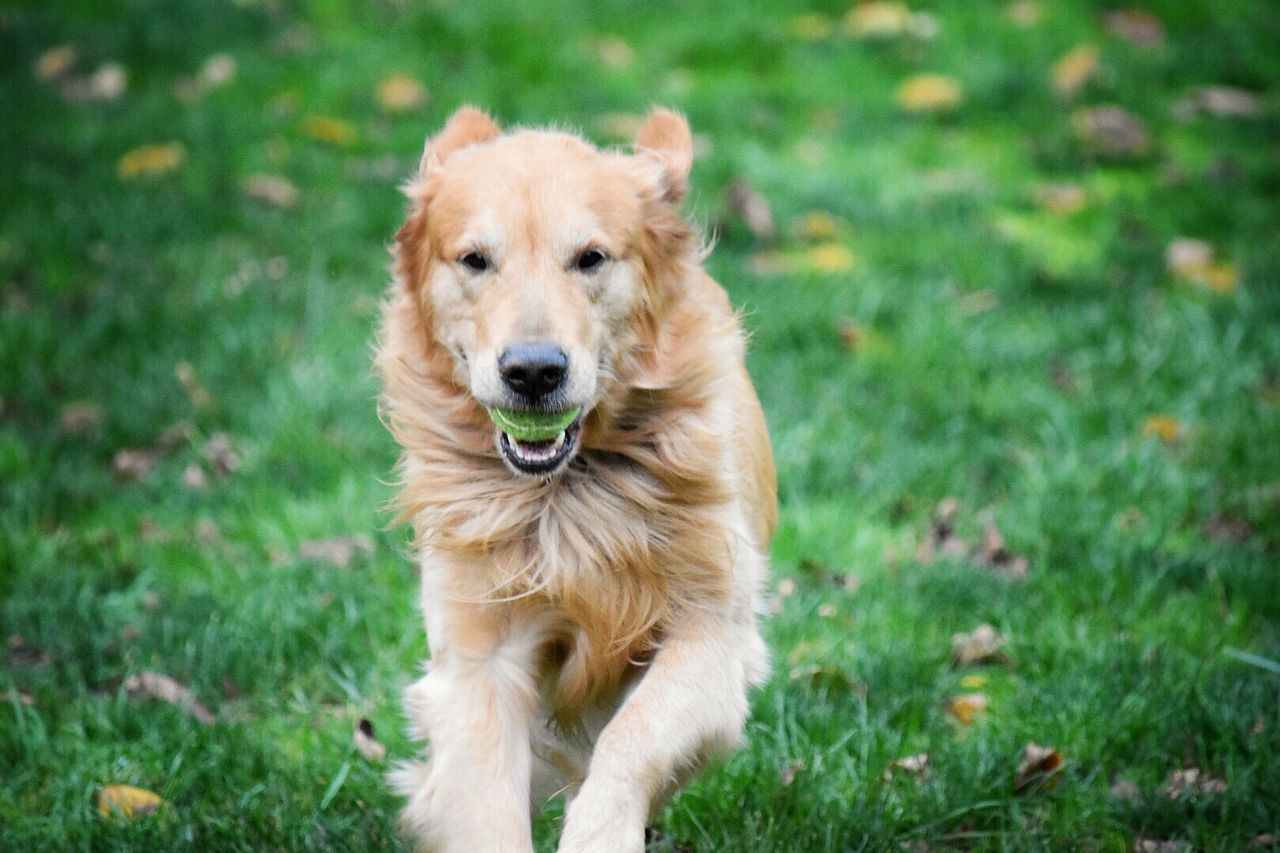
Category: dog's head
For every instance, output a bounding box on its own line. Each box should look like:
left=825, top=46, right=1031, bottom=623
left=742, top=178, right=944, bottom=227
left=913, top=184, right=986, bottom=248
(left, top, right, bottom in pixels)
left=395, top=106, right=697, bottom=477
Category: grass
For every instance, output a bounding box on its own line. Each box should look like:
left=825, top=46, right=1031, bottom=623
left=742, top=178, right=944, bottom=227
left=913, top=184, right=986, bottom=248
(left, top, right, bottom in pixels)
left=2, top=0, right=1279, bottom=849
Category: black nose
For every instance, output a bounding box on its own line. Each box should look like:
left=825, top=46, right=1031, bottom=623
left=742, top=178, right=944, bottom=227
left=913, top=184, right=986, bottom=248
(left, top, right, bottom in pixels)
left=499, top=343, right=568, bottom=399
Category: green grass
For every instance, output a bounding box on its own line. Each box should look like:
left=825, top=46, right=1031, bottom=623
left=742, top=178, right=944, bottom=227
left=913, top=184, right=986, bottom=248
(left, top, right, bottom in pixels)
left=3, top=0, right=1279, bottom=849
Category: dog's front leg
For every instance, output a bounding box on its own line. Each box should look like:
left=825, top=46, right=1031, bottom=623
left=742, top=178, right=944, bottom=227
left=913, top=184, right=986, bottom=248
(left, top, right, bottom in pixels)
left=557, top=615, right=766, bottom=853
left=395, top=573, right=541, bottom=853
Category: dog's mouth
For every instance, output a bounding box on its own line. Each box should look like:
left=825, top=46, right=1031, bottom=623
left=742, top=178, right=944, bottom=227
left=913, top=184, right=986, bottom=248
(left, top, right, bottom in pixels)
left=496, top=414, right=583, bottom=476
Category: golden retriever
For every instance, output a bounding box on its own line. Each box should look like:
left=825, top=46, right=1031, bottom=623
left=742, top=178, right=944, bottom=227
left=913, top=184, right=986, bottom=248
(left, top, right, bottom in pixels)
left=376, top=105, right=776, bottom=853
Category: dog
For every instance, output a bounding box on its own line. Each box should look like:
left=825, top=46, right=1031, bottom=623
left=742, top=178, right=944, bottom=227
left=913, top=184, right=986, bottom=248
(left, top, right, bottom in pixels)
left=375, top=105, right=776, bottom=853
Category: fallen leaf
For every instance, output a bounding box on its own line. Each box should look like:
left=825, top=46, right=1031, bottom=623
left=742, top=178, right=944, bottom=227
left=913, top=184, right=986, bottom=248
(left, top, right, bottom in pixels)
left=1072, top=105, right=1152, bottom=158
left=242, top=173, right=300, bottom=209
left=1014, top=742, right=1064, bottom=793
left=885, top=753, right=930, bottom=780
left=806, top=242, right=856, bottom=273
left=35, top=44, right=77, bottom=81
left=1173, top=85, right=1260, bottom=121
left=158, top=420, right=195, bottom=451
left=200, top=54, right=236, bottom=88
left=816, top=603, right=836, bottom=618
left=1164, top=237, right=1237, bottom=293
left=723, top=179, right=775, bottom=241
left=202, top=433, right=241, bottom=475
left=777, top=578, right=797, bottom=597
left=175, top=361, right=213, bottom=408
left=793, top=210, right=840, bottom=241
left=1250, top=834, right=1278, bottom=849
left=112, top=448, right=159, bottom=482
left=298, top=535, right=374, bottom=568
left=375, top=74, right=427, bottom=112
left=586, top=35, right=634, bottom=69
left=1052, top=44, right=1099, bottom=98
left=946, top=693, right=989, bottom=724
left=845, top=2, right=911, bottom=37
left=1034, top=183, right=1087, bottom=214
left=302, top=115, right=357, bottom=147
left=788, top=663, right=865, bottom=694
left=973, top=522, right=1029, bottom=580
left=1110, top=778, right=1142, bottom=803
left=917, top=497, right=968, bottom=564
left=117, top=143, right=186, bottom=180
left=183, top=464, right=208, bottom=491
left=951, top=624, right=1011, bottom=667
left=896, top=74, right=964, bottom=112
left=780, top=757, right=806, bottom=785
left=59, top=401, right=104, bottom=434
left=124, top=671, right=215, bottom=724
left=1205, top=514, right=1253, bottom=544
left=836, top=316, right=867, bottom=352
left=1134, top=840, right=1191, bottom=853
left=1160, top=767, right=1227, bottom=799
left=61, top=62, right=127, bottom=102
left=1142, top=414, right=1180, bottom=443
left=98, top=784, right=164, bottom=819
left=354, top=718, right=387, bottom=762
left=789, top=13, right=835, bottom=40
left=1005, top=1, right=1041, bottom=26
left=1103, top=10, right=1165, bottom=49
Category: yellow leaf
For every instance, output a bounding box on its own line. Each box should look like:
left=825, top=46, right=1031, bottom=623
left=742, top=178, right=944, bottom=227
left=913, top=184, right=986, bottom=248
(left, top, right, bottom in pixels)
left=896, top=74, right=963, bottom=113
left=242, top=173, right=300, bottom=209
left=35, top=44, right=77, bottom=81
left=1165, top=239, right=1238, bottom=294
left=789, top=13, right=835, bottom=40
left=117, top=143, right=186, bottom=180
left=98, top=784, right=164, bottom=818
left=1052, top=44, right=1099, bottom=98
left=845, top=1, right=911, bottom=37
left=1014, top=742, right=1064, bottom=793
left=1005, top=1, right=1042, bottom=27
left=946, top=692, right=989, bottom=725
left=1142, top=415, right=1180, bottom=443
left=793, top=210, right=840, bottom=240
left=375, top=74, right=427, bottom=113
left=806, top=242, right=856, bottom=273
left=302, top=115, right=357, bottom=147
left=960, top=674, right=989, bottom=689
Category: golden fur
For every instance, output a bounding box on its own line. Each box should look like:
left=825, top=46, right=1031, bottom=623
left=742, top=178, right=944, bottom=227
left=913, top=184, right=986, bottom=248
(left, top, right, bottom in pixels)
left=376, top=106, right=776, bottom=853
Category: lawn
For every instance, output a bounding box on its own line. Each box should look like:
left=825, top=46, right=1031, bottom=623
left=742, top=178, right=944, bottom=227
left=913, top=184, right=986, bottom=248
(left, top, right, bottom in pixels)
left=2, top=0, right=1279, bottom=850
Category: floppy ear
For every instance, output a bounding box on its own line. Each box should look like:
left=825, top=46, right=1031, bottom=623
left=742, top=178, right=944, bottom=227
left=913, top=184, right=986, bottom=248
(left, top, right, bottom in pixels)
left=418, top=105, right=501, bottom=174
left=633, top=107, right=693, bottom=203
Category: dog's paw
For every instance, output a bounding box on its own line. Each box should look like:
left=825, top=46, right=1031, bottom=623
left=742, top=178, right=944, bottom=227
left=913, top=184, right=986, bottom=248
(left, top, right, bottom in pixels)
left=557, top=787, right=645, bottom=853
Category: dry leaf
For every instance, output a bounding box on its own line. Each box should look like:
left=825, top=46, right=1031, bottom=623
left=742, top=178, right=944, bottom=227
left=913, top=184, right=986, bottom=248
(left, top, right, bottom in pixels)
left=118, top=143, right=186, bottom=179
left=1174, top=85, right=1259, bottom=119
left=242, top=173, right=300, bottom=209
left=723, top=179, right=775, bottom=241
left=375, top=74, right=427, bottom=112
left=1160, top=767, right=1227, bottom=799
left=175, top=361, right=212, bottom=408
left=777, top=578, right=797, bottom=597
left=789, top=13, right=835, bottom=40
left=1250, top=834, right=1278, bottom=849
left=788, top=663, right=865, bottom=694
left=202, top=433, right=241, bottom=475
left=354, top=718, right=387, bottom=762
left=1164, top=237, right=1237, bottom=293
left=302, top=115, right=357, bottom=147
left=806, top=243, right=856, bottom=273
left=1103, top=10, right=1165, bottom=48
left=298, top=535, right=374, bottom=568
left=98, top=784, right=164, bottom=818
left=837, top=317, right=866, bottom=352
left=1052, top=44, right=1099, bottom=98
left=1205, top=514, right=1253, bottom=544
left=845, top=1, right=911, bottom=37
left=124, top=672, right=215, bottom=724
left=35, top=44, right=77, bottom=81
left=917, top=497, right=967, bottom=564
left=1035, top=183, right=1087, bottom=214
left=1005, top=1, right=1041, bottom=27
left=780, top=758, right=806, bottom=785
left=946, top=693, right=989, bottom=724
left=816, top=603, right=836, bottom=618
left=183, top=463, right=208, bottom=491
left=885, top=753, right=930, bottom=781
left=201, top=54, right=236, bottom=88
left=61, top=62, right=127, bottom=102
left=974, top=522, right=1029, bottom=580
left=896, top=74, right=964, bottom=113
left=1072, top=106, right=1151, bottom=157
left=951, top=624, right=1011, bottom=667
left=1014, top=742, right=1064, bottom=793
left=59, top=401, right=104, bottom=434
left=1134, top=841, right=1191, bottom=853
left=586, top=36, right=634, bottom=69
left=793, top=210, right=839, bottom=241
left=1141, top=414, right=1180, bottom=443
left=1110, top=778, right=1142, bottom=803
left=112, top=448, right=158, bottom=482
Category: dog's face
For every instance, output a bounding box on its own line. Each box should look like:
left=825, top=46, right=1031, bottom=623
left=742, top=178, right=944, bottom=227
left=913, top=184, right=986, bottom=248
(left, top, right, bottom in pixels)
left=398, top=107, right=694, bottom=477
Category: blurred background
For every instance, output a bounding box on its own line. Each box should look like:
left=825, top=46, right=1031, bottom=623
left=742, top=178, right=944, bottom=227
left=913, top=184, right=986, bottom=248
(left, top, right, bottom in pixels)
left=2, top=0, right=1278, bottom=849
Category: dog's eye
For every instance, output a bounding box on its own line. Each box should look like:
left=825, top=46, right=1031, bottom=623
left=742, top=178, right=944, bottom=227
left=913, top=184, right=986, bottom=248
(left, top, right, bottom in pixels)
left=459, top=252, right=490, bottom=273
left=573, top=248, right=607, bottom=273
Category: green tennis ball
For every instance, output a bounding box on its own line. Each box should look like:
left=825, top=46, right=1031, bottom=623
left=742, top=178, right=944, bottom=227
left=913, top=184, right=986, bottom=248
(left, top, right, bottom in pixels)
left=487, top=406, right=582, bottom=442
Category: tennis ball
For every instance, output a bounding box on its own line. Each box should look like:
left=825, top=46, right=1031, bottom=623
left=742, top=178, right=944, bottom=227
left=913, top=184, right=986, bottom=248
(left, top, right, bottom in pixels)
left=487, top=406, right=582, bottom=442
